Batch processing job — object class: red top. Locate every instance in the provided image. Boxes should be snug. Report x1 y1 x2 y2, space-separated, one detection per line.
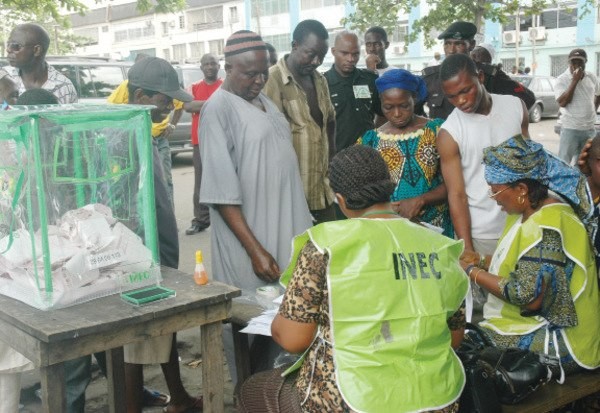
190 78 223 145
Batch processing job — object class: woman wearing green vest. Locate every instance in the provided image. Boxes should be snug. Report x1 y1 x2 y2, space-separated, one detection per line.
238 146 469 413
460 135 600 381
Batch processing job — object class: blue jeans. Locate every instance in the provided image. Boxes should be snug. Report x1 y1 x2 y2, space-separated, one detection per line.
558 128 596 165
155 136 173 205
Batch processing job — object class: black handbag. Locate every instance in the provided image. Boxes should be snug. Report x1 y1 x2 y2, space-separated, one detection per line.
457 323 558 410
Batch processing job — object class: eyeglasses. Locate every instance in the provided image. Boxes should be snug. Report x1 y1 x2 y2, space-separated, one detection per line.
488 186 510 199
7 42 34 52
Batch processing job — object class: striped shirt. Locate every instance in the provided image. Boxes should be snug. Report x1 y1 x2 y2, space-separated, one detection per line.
5 64 78 104
263 56 335 211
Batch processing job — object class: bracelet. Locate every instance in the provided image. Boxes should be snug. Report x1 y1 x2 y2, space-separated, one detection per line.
479 253 486 269
465 264 475 276
472 268 484 285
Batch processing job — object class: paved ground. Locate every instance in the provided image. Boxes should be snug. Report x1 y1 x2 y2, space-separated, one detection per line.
18 119 560 412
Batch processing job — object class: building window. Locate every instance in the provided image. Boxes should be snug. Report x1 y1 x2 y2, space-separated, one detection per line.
162 21 169 35
501 58 525 73
190 42 205 59
208 39 224 56
102 26 109 33
262 33 290 55
251 0 289 18
179 15 185 29
300 0 344 9
187 6 224 31
230 6 239 23
504 1 577 31
73 27 99 46
163 48 171 61
391 21 409 43
173 44 187 63
550 55 569 76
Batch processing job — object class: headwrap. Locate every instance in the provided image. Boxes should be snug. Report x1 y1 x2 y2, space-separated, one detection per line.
375 69 428 103
224 30 267 58
483 135 592 220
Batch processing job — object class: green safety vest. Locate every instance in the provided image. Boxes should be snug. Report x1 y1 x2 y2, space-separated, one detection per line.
281 218 469 413
480 204 600 369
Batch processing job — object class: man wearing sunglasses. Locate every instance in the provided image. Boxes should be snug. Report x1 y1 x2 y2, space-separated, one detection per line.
4 23 78 104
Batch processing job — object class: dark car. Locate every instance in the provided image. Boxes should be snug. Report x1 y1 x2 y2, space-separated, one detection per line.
511 75 560 123
170 64 226 158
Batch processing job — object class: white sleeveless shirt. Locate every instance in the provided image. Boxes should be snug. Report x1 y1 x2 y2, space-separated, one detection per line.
441 94 523 239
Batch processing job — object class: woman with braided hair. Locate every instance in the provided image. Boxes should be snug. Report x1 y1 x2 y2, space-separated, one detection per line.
238 145 469 413
359 68 453 237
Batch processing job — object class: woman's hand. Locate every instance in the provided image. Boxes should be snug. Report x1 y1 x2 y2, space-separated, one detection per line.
392 197 425 220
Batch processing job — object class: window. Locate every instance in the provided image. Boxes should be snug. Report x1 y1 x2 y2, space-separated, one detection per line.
102 26 109 33
113 22 155 43
173 44 187 63
300 0 344 9
505 1 578 31
187 6 223 31
162 22 169 35
501 58 525 72
251 0 289 17
179 15 185 29
550 55 569 76
262 33 291 54
88 66 126 97
163 48 171 61
391 21 409 43
230 6 239 23
73 27 99 46
208 39 224 56
190 42 205 58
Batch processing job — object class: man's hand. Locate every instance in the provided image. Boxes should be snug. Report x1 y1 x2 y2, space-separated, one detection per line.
365 54 381 72
392 197 424 220
573 67 585 82
577 138 593 175
162 123 176 138
250 247 281 283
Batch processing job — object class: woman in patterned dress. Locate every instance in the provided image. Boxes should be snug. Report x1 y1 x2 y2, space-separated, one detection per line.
359 68 453 237
460 136 600 378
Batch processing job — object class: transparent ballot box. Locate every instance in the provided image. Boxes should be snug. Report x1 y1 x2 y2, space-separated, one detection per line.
0 104 161 309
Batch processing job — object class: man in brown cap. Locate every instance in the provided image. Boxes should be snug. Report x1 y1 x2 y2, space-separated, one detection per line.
421 21 477 119
555 48 600 164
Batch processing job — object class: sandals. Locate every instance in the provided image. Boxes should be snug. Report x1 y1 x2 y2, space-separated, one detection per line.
163 396 203 413
142 388 171 408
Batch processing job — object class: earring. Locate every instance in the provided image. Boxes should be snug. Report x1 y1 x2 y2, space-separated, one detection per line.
517 194 525 205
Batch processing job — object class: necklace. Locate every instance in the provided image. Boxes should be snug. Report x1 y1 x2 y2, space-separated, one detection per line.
361 209 398 217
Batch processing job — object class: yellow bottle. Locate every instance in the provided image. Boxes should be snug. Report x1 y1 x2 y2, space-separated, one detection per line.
194 250 209 285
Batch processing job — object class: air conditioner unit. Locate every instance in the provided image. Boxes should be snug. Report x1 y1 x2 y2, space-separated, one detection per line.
528 26 546 41
503 31 519 45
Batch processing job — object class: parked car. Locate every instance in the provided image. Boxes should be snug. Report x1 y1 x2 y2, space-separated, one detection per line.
511 75 560 123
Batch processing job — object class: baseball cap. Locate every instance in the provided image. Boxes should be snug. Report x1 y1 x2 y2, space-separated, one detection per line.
568 48 587 62
438 21 477 40
128 57 193 102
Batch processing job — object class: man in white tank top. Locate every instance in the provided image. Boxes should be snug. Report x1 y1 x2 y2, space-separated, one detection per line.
437 54 529 257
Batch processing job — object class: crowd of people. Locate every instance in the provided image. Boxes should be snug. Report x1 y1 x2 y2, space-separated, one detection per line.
1 17 600 413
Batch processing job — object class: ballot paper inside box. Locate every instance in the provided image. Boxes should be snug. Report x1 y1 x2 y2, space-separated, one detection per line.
0 104 162 310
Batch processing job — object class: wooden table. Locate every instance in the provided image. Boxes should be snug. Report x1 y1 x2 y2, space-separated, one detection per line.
0 266 240 413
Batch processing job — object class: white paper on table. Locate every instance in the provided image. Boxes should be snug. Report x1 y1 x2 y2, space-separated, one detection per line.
273 294 284 305
239 308 278 336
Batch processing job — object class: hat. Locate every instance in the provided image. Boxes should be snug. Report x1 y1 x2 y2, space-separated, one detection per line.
438 21 477 40
568 48 587 62
478 43 496 62
224 30 267 58
128 57 193 102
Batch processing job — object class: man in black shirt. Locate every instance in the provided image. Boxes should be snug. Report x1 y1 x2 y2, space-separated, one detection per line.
324 31 382 151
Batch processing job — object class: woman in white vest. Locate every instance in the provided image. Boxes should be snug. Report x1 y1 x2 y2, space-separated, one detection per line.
239 145 469 413
460 135 600 381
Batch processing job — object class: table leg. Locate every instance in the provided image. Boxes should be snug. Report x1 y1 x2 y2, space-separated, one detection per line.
106 347 126 413
232 322 251 391
40 363 66 413
201 320 224 413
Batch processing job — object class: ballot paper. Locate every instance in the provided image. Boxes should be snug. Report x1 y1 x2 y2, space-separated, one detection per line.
240 308 278 336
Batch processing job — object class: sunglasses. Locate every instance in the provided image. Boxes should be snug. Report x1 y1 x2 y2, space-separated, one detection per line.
7 42 35 52
488 186 510 199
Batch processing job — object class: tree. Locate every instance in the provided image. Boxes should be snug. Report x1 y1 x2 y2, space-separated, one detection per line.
342 0 598 48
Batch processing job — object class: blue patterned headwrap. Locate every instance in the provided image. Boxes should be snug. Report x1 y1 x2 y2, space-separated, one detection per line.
483 135 592 220
375 69 428 103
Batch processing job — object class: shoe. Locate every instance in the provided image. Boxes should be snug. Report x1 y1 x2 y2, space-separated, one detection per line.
185 223 209 235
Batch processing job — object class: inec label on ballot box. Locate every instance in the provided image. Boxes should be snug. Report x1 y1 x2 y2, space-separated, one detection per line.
0 104 162 310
